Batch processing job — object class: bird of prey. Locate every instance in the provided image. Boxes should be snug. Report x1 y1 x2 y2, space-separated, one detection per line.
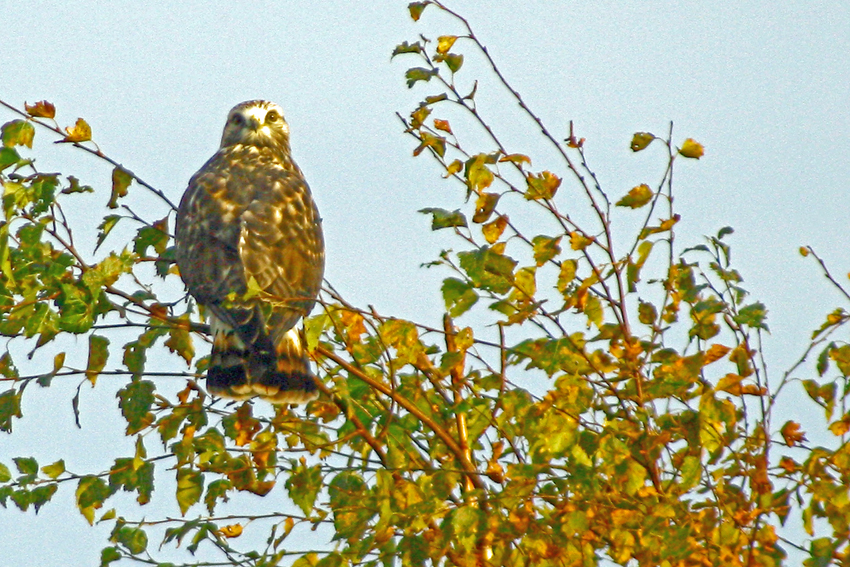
175 100 324 403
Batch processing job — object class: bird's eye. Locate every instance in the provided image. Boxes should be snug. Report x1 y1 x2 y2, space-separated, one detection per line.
266 110 280 124
230 114 245 126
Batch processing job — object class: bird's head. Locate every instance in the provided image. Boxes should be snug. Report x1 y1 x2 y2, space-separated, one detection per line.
220 100 291 155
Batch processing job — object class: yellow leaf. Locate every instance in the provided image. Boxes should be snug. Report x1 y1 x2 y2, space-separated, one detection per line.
340 309 366 342
780 420 806 447
615 184 653 209
799 246 809 257
233 403 261 447
630 132 655 152
678 138 704 159
716 373 744 395
557 259 577 293
525 170 561 200
513 267 536 297
778 456 798 474
472 192 500 223
499 153 531 167
53 352 66 373
829 416 850 436
482 215 508 244
466 154 494 192
436 35 457 55
218 524 243 538
704 344 731 365
25 100 56 119
569 232 594 251
658 216 680 231
444 159 462 178
62 118 92 143
433 118 452 133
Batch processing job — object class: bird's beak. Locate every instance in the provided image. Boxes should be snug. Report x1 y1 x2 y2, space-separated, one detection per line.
247 117 261 131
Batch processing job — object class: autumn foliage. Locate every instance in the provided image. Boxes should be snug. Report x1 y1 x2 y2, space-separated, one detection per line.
2 2 850 566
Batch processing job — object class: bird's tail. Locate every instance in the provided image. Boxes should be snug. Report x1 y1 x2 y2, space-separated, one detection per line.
206 311 318 404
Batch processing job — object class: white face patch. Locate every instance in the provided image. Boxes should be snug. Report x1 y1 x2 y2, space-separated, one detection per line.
221 102 290 148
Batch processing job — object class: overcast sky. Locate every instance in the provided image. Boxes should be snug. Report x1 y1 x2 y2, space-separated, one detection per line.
2 1 849 564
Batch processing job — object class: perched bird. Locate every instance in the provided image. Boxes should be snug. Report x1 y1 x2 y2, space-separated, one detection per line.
175 100 324 403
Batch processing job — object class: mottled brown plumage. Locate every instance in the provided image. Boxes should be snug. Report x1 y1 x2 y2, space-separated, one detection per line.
175 100 324 403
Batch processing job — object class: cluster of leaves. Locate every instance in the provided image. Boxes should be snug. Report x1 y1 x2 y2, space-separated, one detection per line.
2 3 850 567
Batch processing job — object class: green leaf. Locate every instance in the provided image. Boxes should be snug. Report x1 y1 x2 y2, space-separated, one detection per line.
405 67 438 88
328 472 372 540
133 218 169 257
0 462 10 482
95 215 122 252
615 184 653 208
30 484 57 513
441 277 479 317
418 207 467 230
155 245 176 278
734 302 768 330
100 547 122 567
108 166 132 209
285 462 322 516
176 468 204 516
442 53 463 73
111 524 148 555
0 353 18 380
10 489 32 511
116 380 155 435
61 175 94 194
2 120 35 148
679 455 701 491
458 246 517 295
56 283 96 333
392 41 423 57
0 389 22 433
638 300 658 325
165 319 194 365
14 456 38 477
204 479 232 514
109 458 154 505
86 334 110 385
76 476 111 524
0 147 21 171
408 1 429 21
451 506 484 552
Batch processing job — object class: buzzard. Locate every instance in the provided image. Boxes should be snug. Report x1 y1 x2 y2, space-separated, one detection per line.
175 100 324 403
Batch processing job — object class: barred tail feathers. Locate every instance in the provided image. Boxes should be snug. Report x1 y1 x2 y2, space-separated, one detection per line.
206 313 318 404
259 327 318 404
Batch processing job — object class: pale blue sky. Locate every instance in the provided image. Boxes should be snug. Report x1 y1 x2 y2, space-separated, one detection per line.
2 1 849 564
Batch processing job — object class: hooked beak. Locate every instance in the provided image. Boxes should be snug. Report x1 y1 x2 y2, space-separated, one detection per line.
246 116 261 131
